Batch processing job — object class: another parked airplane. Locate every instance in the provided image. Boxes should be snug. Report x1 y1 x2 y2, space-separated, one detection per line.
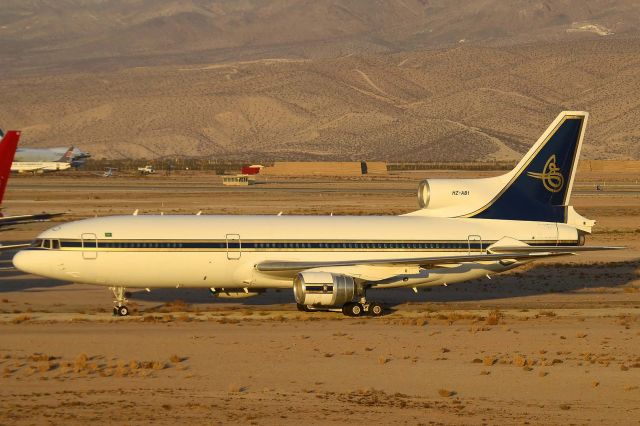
0 131 62 235
13 112 621 316
11 146 74 173
94 168 117 178
0 129 91 168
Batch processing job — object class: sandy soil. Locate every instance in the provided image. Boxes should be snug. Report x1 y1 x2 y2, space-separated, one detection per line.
0 172 638 425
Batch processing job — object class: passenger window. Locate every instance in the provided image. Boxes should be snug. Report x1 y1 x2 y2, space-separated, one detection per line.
51 240 60 249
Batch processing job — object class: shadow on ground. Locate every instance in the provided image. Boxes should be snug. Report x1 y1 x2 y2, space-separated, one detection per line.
126 260 640 308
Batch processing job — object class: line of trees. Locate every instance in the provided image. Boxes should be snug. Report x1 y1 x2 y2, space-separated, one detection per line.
83 158 516 174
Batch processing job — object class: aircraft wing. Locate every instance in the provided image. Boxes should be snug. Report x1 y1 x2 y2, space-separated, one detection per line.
0 212 64 227
488 245 624 253
256 245 624 279
256 251 575 273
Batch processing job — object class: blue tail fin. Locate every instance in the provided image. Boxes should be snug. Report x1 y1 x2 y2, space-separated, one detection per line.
468 111 588 223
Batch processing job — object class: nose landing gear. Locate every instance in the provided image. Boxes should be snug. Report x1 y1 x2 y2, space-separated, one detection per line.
110 286 130 316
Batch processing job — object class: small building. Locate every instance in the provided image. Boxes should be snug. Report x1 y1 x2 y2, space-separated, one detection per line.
222 174 255 186
241 164 264 175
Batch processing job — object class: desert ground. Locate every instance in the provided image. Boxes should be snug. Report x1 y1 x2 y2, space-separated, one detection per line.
0 169 638 425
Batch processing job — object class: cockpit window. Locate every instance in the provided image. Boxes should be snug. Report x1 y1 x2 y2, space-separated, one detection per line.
30 239 61 249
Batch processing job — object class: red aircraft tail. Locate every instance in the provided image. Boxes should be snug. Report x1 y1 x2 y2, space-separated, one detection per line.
0 130 20 205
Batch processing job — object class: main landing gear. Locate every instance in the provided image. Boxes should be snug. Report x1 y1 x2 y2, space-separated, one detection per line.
110 286 130 316
341 285 384 317
342 300 384 317
296 300 384 317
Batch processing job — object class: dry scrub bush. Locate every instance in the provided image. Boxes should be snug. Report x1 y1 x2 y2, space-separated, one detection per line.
228 383 244 393
177 314 191 322
170 354 182 363
11 315 31 324
485 310 502 325
29 353 52 362
377 356 389 365
514 356 527 367
37 361 54 373
483 356 496 366
152 361 166 370
438 389 455 397
74 353 88 372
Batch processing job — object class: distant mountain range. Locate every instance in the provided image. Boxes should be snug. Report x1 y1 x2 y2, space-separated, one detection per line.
1 0 639 160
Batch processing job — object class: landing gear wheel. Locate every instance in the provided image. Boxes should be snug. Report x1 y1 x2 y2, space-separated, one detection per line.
110 286 130 317
342 302 364 317
369 302 384 317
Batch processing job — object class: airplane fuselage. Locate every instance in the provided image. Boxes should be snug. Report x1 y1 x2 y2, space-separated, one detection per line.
13 215 580 290
11 161 72 172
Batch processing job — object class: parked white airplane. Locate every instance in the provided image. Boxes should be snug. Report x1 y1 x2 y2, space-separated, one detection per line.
13 112 621 317
0 130 64 228
11 146 74 173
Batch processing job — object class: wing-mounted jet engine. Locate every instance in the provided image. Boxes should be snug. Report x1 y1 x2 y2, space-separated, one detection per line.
408 112 595 234
293 271 383 316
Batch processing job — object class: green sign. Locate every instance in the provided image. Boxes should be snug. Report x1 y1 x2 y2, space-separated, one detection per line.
105 232 112 237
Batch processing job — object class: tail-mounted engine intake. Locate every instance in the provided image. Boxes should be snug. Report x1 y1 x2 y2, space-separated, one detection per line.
293 272 356 307
417 178 501 211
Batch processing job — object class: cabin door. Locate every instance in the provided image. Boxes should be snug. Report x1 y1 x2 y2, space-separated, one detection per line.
81 233 98 260
226 234 241 260
467 235 482 255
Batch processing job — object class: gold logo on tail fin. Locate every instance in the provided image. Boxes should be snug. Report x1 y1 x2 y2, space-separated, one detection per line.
527 155 564 193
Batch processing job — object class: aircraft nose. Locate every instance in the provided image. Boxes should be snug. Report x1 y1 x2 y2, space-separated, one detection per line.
12 250 39 275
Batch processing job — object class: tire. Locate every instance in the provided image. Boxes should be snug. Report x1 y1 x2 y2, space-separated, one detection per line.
342 303 355 316
117 306 129 317
343 302 363 317
369 303 384 317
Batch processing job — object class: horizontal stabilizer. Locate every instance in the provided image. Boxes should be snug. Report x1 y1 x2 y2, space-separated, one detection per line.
487 236 624 254
0 243 30 251
0 212 64 226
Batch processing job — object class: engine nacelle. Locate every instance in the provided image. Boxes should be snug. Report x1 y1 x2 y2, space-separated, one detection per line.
293 272 356 307
416 175 508 215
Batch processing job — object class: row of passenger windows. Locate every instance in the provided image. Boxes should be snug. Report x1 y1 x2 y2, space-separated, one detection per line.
31 239 482 250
